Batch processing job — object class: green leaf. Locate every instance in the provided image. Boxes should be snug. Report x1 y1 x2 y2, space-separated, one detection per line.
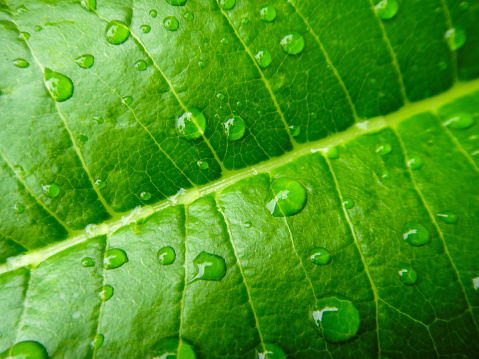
0 0 479 358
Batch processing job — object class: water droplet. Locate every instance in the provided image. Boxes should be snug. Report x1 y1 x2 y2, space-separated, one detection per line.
255 343 286 359
134 59 147 71
198 60 206 68
260 5 277 22
255 48 272 68
44 68 74 102
376 143 392 155
342 197 354 209
151 338 197 358
197 161 209 169
149 9 158 18
140 191 152 201
163 16 179 31
403 223 430 246
445 27 466 51
473 277 479 290
14 165 26 176
375 0 399 20
99 284 114 301
280 32 305 55
309 247 331 265
219 0 236 10
74 54 94 69
77 133 88 142
121 96 133 106
443 112 475 129
176 107 206 140
13 58 29 68
221 37 229 45
190 251 226 283
6 341 49 359
241 18 249 24
42 183 60 198
81 257 95 267
13 203 25 214
80 0 96 11
90 334 104 350
216 92 225 101
94 179 107 189
140 24 151 33
381 172 391 180
20 31 30 40
224 116 246 141
92 116 104 124
397 263 417 285
407 154 423 170
105 20 130 45
437 210 457 224
104 248 129 270
289 125 301 137
265 177 307 217
326 147 339 160
34 25 42 32
311 112 318 118
244 221 252 228
166 0 187 5
158 246 176 265
311 297 360 343
184 12 194 21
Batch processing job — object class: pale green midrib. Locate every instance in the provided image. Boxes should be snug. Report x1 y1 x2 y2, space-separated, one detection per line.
1 79 479 274
438 0 458 81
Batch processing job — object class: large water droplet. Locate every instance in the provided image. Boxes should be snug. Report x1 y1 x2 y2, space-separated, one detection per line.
164 16 179 31
6 341 49 359
140 24 151 33
397 263 417 285
437 210 457 224
74 54 94 69
443 112 475 129
265 177 307 217
151 338 197 358
311 297 360 343
375 0 399 20
81 257 95 267
445 27 466 51
224 116 246 141
255 343 286 359
255 49 272 68
134 59 147 71
149 9 158 18
166 0 187 5
376 143 392 155
260 5 277 22
403 223 430 246
105 20 130 45
158 246 176 265
407 154 423 170
190 251 226 283
309 247 331 265
99 284 114 301
219 0 236 10
326 147 339 160
104 248 129 270
176 107 206 140
44 68 74 102
280 32 304 55
42 183 61 198
13 203 25 214
13 58 29 68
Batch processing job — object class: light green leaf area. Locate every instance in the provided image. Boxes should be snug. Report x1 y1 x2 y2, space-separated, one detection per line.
0 0 479 358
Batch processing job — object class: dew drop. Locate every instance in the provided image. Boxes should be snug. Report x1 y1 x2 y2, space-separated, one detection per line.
224 116 246 141
12 58 29 68
14 165 26 177
149 9 158 18
221 36 229 45
140 191 152 201
20 32 30 40
326 147 339 160
94 179 107 189
44 68 74 102
105 20 130 45
80 0 96 11
90 334 104 350
99 284 114 301
134 59 147 71
92 116 104 124
375 0 399 20
407 154 423 170
241 18 249 25
184 12 194 21
74 54 94 69
163 16 179 31
104 248 129 270
176 107 206 140
311 297 360 343
280 32 305 55
342 197 354 209
376 143 392 155
13 203 25 214
445 27 466 51
190 251 227 283
121 96 133 106
42 183 61 198
140 24 151 33
166 0 187 5
403 223 430 246
34 25 42 32
244 221 252 228
255 48 272 68
443 112 475 129
198 60 206 68
197 160 209 169
255 343 286 359
289 125 301 137
309 247 331 265
437 210 457 224
216 92 225 101
6 341 49 359
219 0 236 10
265 177 307 217
151 338 197 358
81 257 95 267
260 5 277 22
381 172 391 180
397 263 417 285
158 246 176 265
77 133 88 142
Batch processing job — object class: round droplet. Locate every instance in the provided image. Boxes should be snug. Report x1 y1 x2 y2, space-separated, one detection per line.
437 210 457 224
140 191 152 201
105 20 130 45
311 297 360 343
151 338 197 358
382 172 391 180
198 61 206 68
91 334 104 350
166 0 187 5
134 59 147 71
77 133 88 142
443 112 475 130
216 92 225 101
397 263 417 285
224 116 246 141
99 284 114 301
407 154 423 170
158 246 176 265
255 343 286 359
376 143 392 155
149 9 158 18
80 0 96 11
93 116 104 124
403 223 430 246
254 48 272 68
265 177 307 217
241 18 249 24
197 161 209 169
140 24 151 33
445 27 466 51
44 68 74 102
219 0 236 10
95 179 107 189
13 203 25 214
34 25 42 32
309 247 331 265
81 257 95 267
12 58 29 68
163 16 179 31
176 107 206 140
184 12 194 21
375 0 399 20
342 197 354 209
280 32 305 55
326 147 339 160
20 31 30 40
289 125 301 137
74 54 94 69
221 37 229 45
104 248 129 270
121 96 133 106
42 183 61 198
244 221 252 228
260 5 277 22
7 341 49 359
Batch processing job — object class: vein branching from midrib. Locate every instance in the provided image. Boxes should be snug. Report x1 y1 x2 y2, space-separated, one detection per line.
438 0 458 81
0 229 29 251
12 268 33 349
393 126 479 337
214 195 266 353
177 205 189 355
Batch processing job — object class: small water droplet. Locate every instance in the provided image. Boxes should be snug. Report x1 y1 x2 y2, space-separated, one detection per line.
20 31 30 40
104 248 129 270
216 92 225 101
375 0 399 20
149 9 158 18
80 0 96 11
166 0 187 5
244 221 252 228
342 197 354 209
326 147 339 160
376 143 392 155
184 12 194 21
81 257 95 267
13 58 29 68
140 191 152 201
74 54 94 69
224 116 246 141
445 27 466 51
381 172 391 180
34 25 42 32
443 112 475 129
241 18 249 24
280 32 305 55
99 284 114 301
13 203 25 214
198 60 206 68
254 48 272 68
197 161 209 169
140 24 151 33
191 251 226 283
121 96 133 106
255 343 286 359
134 59 147 71
221 37 229 45
105 20 130 45
219 0 236 10
260 5 277 22
14 165 26 176
77 133 88 142
91 116 104 125
403 223 430 246
6 341 49 359
163 16 179 31
151 338 196 358
397 263 417 284
437 210 457 224
158 246 176 265
289 125 301 137
176 107 206 140
309 247 331 265
94 179 107 189
407 154 423 170
90 334 104 350
265 177 307 217
44 68 74 102
42 183 61 198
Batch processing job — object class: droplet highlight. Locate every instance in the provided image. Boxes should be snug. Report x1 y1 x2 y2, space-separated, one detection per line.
191 251 227 283
407 154 423 170
219 0 236 10
445 27 466 51
140 24 151 33
94 179 107 189
5 341 49 359
197 161 209 170
326 147 339 160
13 58 29 68
13 203 25 214
149 9 158 18
140 191 152 201
255 343 286 359
134 59 147 71
376 143 392 155
104 248 129 270
81 257 95 267
121 96 133 106
342 197 354 209
443 112 475 130
437 210 457 224
265 177 307 217
99 284 114 301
